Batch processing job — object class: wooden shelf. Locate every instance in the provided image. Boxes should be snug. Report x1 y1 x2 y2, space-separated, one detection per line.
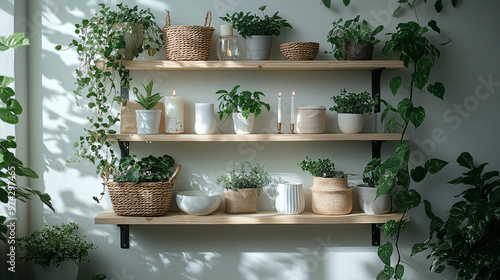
95 210 407 225
98 60 404 71
106 133 406 142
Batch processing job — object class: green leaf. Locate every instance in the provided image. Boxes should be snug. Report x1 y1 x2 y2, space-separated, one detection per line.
397 98 413 122
0 76 15 87
411 166 428 182
322 0 331 8
409 106 425 128
425 158 448 174
390 76 402 95
423 200 436 219
457 152 474 169
7 99 22 114
0 33 30 51
379 220 399 237
394 189 421 210
428 20 441 33
395 264 404 279
427 82 445 100
396 141 410 167
411 242 429 256
435 0 443 12
0 188 8 203
376 267 394 280
378 242 393 266
16 166 39 179
343 0 351 6
0 108 19 124
386 116 396 133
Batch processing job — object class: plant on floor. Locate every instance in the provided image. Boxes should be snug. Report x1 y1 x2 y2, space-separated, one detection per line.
134 81 162 110
0 33 54 243
219 5 292 38
216 161 272 193
216 84 270 122
412 152 500 280
56 3 163 202
17 222 96 268
298 157 342 178
113 154 175 183
330 89 377 114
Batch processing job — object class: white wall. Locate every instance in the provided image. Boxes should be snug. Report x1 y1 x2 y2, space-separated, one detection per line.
5 0 500 279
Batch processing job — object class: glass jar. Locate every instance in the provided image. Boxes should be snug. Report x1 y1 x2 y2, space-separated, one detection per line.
216 36 239 60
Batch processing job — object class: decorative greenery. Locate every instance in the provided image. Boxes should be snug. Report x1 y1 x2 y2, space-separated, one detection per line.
17 222 96 268
113 154 175 183
412 152 500 280
330 89 377 114
216 161 272 193
220 5 292 39
321 0 460 13
326 15 383 60
134 81 161 110
362 158 381 188
0 33 54 243
321 0 351 8
216 84 270 125
298 157 340 178
56 3 163 202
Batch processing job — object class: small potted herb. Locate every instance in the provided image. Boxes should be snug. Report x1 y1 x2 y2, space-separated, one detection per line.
17 222 96 279
351 158 392 214
220 5 292 60
134 81 162 134
298 157 352 215
216 85 270 134
330 89 377 134
326 15 383 60
216 161 272 214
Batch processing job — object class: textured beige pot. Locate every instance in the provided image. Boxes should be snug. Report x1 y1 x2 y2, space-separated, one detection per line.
224 188 258 214
310 177 352 215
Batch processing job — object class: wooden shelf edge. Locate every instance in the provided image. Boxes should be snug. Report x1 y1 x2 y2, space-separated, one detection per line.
95 210 408 225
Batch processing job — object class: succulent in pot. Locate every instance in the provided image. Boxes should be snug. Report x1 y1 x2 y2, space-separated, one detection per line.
220 5 292 60
134 81 162 134
330 89 377 134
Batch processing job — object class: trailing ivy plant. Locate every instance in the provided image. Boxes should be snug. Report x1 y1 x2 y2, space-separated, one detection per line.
56 3 163 202
0 33 54 243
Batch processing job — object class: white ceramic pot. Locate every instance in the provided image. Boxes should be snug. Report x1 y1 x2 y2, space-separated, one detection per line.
232 113 255 134
275 183 305 215
33 261 78 280
245 35 273 60
176 191 221 216
351 185 392 214
194 103 216 134
338 113 365 134
136 109 161 134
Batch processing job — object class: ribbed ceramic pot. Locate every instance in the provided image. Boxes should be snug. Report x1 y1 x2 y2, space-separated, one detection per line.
338 113 364 134
232 113 255 134
136 110 161 134
310 177 352 215
275 183 305 215
224 188 258 214
194 103 216 134
245 35 273 60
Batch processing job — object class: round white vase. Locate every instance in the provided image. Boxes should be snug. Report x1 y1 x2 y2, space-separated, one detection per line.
136 110 161 134
338 113 365 134
232 113 255 134
194 103 216 134
245 35 273 60
275 183 305 215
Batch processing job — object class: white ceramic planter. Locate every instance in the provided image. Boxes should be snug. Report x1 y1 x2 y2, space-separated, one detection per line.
275 183 305 215
245 35 273 60
351 185 392 214
176 191 221 216
194 103 216 134
33 262 78 280
136 110 161 134
232 113 255 134
338 113 365 134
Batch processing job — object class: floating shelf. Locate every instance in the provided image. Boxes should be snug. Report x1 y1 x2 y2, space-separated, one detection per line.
106 133 407 142
97 60 404 71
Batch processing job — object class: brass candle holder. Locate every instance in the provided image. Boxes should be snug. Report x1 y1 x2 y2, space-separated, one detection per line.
290 123 296 134
277 123 282 134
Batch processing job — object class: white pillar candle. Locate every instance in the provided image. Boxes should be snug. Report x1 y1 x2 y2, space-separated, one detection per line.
278 92 282 123
164 90 184 133
291 91 296 125
220 24 233 36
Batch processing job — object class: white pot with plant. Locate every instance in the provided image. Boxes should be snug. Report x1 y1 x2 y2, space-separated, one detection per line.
134 81 162 134
351 158 392 214
216 161 272 214
216 85 270 134
17 223 96 280
220 5 292 60
330 89 377 134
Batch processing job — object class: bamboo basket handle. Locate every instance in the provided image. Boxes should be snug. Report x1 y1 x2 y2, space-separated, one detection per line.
168 165 182 184
204 11 212 28
165 10 171 27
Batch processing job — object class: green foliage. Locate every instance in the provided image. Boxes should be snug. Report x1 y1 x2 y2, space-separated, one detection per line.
220 5 292 38
92 275 108 280
363 158 381 188
216 162 272 193
17 223 96 268
412 152 500 280
326 15 383 60
298 157 339 178
114 154 175 183
321 0 351 8
216 85 271 126
134 81 161 110
330 89 377 114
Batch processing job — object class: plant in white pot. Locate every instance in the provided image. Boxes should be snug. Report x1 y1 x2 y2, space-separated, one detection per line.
220 5 292 60
216 85 270 134
330 89 377 134
351 158 392 214
216 161 272 214
134 81 162 134
17 223 96 280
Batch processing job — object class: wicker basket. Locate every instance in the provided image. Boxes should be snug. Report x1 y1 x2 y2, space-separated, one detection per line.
107 165 181 216
280 42 319 61
162 11 215 61
310 177 352 215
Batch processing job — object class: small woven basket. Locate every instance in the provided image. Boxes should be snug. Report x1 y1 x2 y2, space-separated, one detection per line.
107 165 181 216
310 177 353 215
280 42 319 61
162 11 215 61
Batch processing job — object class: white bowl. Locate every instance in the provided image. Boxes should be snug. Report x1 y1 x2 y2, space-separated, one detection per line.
176 191 221 216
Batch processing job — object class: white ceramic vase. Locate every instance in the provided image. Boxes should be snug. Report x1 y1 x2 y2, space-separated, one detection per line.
33 262 78 280
338 113 365 134
275 183 305 215
136 110 161 134
194 103 216 134
245 35 273 60
232 113 255 134
351 185 392 214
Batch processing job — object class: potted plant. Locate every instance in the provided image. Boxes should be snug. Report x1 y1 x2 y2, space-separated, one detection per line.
17 222 96 280
106 154 181 216
330 89 377 134
298 157 352 215
220 5 292 60
134 81 162 134
326 15 383 60
351 158 392 214
216 161 272 214
216 85 271 134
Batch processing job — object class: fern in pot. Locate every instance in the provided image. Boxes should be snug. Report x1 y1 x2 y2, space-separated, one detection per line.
134 81 162 134
330 89 377 134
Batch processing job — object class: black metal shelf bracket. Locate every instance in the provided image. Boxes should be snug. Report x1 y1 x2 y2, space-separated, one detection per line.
371 224 381 246
118 225 130 249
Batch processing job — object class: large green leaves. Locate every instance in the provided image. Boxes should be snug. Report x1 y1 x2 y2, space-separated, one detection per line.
0 33 30 51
